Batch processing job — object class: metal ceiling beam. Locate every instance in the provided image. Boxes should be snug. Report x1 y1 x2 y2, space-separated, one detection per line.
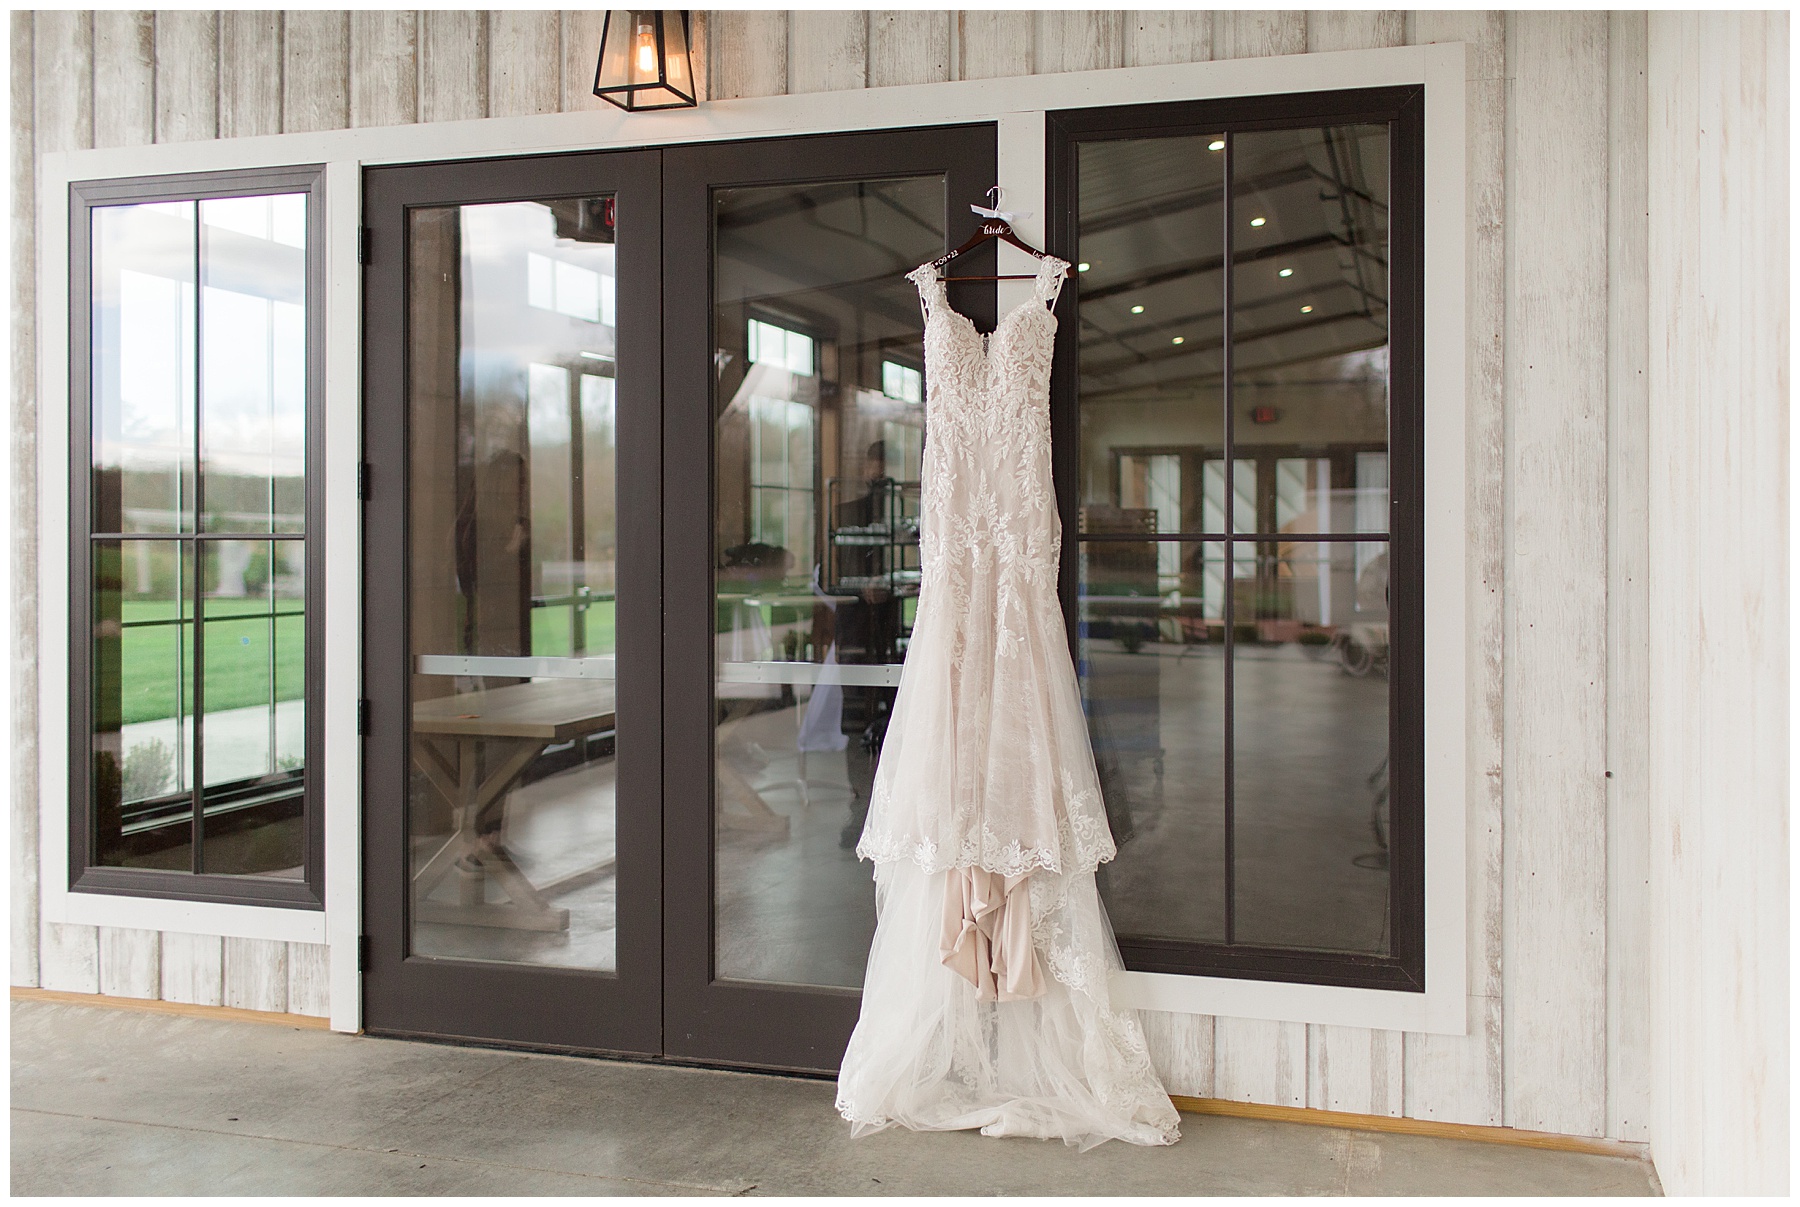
1080 307 1385 381
1078 231 1340 302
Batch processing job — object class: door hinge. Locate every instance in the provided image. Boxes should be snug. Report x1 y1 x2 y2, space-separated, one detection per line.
357 934 370 972
357 699 371 736
358 225 372 265
356 461 371 501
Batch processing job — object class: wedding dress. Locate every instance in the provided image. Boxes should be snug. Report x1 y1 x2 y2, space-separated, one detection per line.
834 255 1180 1150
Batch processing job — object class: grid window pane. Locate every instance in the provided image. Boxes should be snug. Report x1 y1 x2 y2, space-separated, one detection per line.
199 194 308 535
199 539 304 877
92 201 197 535
92 539 195 871
1231 540 1389 953
1078 539 1227 946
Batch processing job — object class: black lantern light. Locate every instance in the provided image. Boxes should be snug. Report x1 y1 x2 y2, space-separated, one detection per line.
593 11 697 111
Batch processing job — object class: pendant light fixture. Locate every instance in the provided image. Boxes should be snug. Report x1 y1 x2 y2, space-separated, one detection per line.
593 11 697 111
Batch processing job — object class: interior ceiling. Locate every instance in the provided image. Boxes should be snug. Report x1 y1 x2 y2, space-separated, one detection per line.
709 129 1390 402
1077 125 1391 402
714 177 944 366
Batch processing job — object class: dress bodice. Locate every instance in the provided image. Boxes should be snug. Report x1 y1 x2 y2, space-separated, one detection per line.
901 256 1071 660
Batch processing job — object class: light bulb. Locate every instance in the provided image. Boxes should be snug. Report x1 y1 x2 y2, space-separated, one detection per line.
634 22 656 73
1077 262 1091 272
1171 336 1185 346
1278 268 1294 278
1130 305 1144 314
1250 217 1266 227
1208 140 1225 152
1300 305 1313 314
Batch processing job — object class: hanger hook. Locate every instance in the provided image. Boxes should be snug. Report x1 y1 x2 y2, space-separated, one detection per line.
987 185 1004 209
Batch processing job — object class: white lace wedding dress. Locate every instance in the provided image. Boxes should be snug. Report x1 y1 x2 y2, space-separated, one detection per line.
834 255 1181 1151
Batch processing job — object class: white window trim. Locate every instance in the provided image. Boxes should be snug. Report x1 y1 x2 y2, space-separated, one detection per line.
38 42 1468 1036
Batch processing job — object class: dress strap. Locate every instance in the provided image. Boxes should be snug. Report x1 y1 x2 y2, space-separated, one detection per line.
1034 256 1072 310
905 262 942 323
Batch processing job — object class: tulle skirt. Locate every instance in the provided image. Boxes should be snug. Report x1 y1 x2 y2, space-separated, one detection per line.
835 857 1181 1151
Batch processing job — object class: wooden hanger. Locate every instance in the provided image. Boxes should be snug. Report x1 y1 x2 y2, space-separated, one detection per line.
931 188 1052 282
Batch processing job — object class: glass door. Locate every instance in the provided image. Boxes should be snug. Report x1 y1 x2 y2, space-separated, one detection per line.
662 126 995 1072
362 149 662 1053
363 127 998 1068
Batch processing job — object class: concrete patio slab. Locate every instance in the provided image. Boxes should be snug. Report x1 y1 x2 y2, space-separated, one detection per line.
11 999 1661 1197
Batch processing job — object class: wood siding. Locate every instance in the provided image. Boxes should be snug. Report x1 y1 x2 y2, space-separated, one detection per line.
1501 11 1610 1138
16 12 1763 1160
1604 9 1652 1146
1646 11 1789 1193
1403 6 1507 1132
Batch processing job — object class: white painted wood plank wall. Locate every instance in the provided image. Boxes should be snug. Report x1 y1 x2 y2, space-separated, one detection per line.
1604 10 1652 1147
10 9 42 991
92 11 153 149
1501 11 1610 1139
218 12 281 139
17 13 1759 1157
1645 11 1788 1194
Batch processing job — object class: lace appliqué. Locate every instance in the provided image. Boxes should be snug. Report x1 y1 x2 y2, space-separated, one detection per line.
858 770 1116 877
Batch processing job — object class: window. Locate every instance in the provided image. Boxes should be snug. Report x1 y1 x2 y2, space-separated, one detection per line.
747 317 814 376
1050 89 1423 989
742 317 819 571
527 251 616 326
880 359 921 403
72 166 324 906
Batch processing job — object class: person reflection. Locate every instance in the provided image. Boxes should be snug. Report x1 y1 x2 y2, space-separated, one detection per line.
834 440 901 849
447 446 531 862
717 543 791 836
453 448 531 661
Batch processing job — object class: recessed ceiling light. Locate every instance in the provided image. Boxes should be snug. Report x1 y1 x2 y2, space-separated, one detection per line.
1130 304 1144 314
1077 262 1091 272
1171 336 1185 345
1278 268 1294 278
1250 217 1266 227
1208 139 1225 152
1300 305 1313 314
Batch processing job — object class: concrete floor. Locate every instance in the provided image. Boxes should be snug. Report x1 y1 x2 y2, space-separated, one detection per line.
12 999 1660 1197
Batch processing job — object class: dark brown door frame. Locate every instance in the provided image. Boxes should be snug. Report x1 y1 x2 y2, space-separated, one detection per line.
661 125 997 1073
361 147 664 1055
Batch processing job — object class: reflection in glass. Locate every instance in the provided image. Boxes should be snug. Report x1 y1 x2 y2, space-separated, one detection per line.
1079 541 1227 946
1232 124 1389 528
1232 541 1390 953
199 195 308 534
92 539 195 870
198 539 306 877
407 198 620 972
92 201 197 535
1078 122 1395 959
712 176 943 990
1076 133 1226 521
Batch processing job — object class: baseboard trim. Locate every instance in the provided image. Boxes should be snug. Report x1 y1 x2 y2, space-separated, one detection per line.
12 986 331 1030
1169 1096 1646 1158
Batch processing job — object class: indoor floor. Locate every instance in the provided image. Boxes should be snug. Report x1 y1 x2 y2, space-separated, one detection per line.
11 998 1660 1196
